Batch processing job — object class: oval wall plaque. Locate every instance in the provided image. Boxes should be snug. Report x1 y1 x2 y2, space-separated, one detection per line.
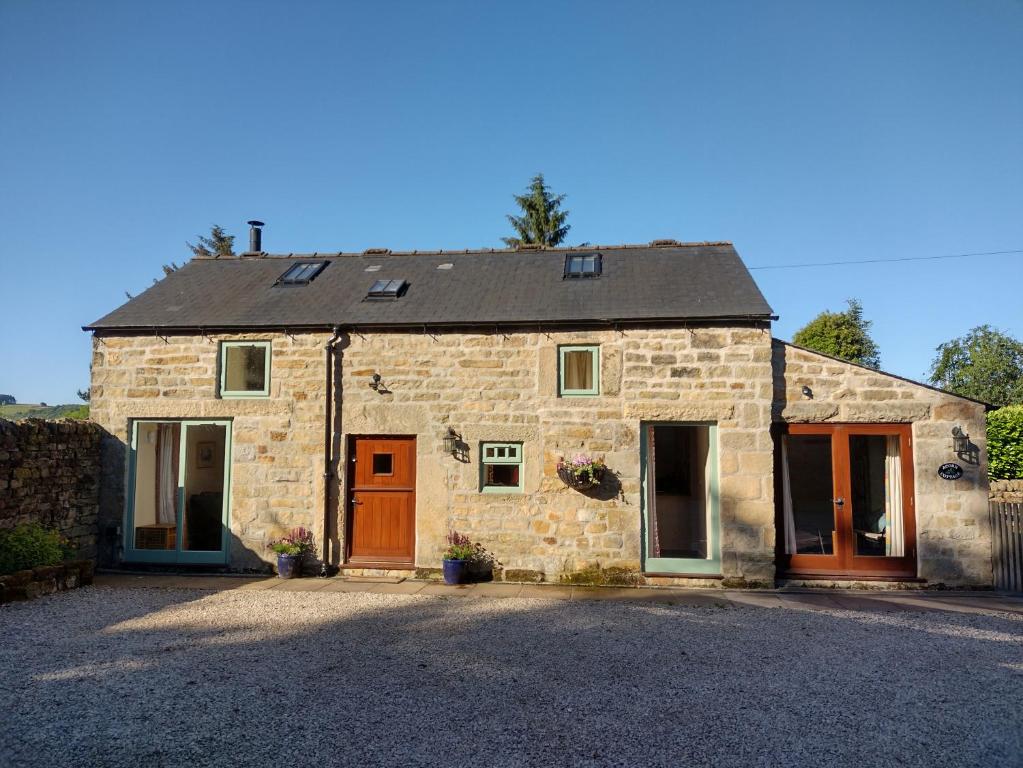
937 463 963 480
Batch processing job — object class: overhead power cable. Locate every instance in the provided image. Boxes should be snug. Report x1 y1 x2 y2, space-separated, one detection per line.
747 248 1023 271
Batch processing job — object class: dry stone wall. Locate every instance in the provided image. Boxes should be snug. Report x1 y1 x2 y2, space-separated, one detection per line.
990 480 1023 503
0 419 103 560
773 341 991 586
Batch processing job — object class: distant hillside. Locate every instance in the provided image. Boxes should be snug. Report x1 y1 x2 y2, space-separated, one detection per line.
0 404 89 420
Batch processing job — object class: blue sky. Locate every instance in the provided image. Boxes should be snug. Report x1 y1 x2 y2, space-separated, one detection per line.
1 0 1021 404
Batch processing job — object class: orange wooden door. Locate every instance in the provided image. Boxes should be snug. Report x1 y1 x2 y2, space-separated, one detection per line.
348 437 416 566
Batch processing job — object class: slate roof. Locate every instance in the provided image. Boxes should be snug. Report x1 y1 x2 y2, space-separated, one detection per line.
85 242 774 331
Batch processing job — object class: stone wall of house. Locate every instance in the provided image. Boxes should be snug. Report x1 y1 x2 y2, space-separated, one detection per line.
89 332 327 570
90 324 777 582
338 325 776 583
89 330 996 586
773 341 991 586
0 418 103 560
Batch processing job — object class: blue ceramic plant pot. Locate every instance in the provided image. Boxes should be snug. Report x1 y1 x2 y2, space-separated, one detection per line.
277 553 301 579
442 558 468 585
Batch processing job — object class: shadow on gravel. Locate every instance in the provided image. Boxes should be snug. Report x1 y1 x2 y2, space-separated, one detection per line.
1 586 1021 768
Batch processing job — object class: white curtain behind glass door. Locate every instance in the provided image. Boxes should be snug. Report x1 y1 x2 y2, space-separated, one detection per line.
884 435 904 557
156 424 177 525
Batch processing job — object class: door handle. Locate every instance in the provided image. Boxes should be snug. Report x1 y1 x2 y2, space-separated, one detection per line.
350 497 362 505
833 497 845 506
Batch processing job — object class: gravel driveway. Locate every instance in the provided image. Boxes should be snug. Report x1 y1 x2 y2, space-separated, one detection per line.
2 586 1022 768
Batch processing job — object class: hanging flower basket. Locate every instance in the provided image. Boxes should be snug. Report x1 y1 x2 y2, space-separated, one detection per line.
557 454 606 490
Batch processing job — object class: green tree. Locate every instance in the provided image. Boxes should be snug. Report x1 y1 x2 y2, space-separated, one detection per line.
501 173 570 247
187 224 236 259
928 325 1023 406
792 299 881 369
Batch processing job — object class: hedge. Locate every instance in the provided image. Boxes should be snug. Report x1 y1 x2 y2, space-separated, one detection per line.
988 405 1023 480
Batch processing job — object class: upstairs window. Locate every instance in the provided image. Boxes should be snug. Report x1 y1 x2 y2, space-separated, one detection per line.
564 253 602 278
220 341 271 398
559 345 599 396
481 442 523 493
366 279 409 300
278 261 327 284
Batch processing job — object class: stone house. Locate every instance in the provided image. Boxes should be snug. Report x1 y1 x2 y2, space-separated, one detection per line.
85 234 992 586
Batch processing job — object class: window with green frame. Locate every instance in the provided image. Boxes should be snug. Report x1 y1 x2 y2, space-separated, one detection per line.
220 341 271 398
558 345 599 396
480 442 523 493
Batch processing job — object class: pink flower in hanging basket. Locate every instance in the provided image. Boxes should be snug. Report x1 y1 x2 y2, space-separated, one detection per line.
557 454 606 488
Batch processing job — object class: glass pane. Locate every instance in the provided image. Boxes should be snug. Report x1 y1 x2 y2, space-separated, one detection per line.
563 350 594 391
485 464 519 488
785 435 835 555
182 424 226 552
850 435 903 556
650 426 708 559
133 422 179 550
372 453 393 475
224 345 266 392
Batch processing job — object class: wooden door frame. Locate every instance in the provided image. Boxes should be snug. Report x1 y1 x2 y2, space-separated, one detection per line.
641 422 721 576
344 434 417 568
776 423 917 579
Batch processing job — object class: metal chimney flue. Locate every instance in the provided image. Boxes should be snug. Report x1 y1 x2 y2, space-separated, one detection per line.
247 220 265 253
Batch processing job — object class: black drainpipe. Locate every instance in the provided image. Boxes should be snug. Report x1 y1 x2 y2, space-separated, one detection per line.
321 325 343 576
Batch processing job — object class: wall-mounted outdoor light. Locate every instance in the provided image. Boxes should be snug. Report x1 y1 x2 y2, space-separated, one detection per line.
443 427 461 456
951 426 970 454
367 372 391 395
801 385 813 399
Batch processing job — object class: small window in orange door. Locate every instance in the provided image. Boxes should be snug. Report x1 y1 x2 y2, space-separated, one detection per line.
372 453 393 475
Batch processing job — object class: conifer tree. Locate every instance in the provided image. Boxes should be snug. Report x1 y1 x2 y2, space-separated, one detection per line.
502 174 571 247
187 225 236 259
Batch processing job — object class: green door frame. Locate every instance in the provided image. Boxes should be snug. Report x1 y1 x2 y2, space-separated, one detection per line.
123 419 233 566
640 422 721 575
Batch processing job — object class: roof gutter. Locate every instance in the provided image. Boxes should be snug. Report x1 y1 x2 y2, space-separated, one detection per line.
83 314 778 334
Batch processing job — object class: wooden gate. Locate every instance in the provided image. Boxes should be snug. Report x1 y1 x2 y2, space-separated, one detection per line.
990 502 1023 592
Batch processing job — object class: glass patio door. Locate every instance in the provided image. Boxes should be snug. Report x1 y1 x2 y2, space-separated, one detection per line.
125 420 232 565
780 424 916 578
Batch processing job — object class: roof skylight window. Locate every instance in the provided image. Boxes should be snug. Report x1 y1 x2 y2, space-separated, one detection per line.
278 261 328 285
564 253 602 279
366 279 409 299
